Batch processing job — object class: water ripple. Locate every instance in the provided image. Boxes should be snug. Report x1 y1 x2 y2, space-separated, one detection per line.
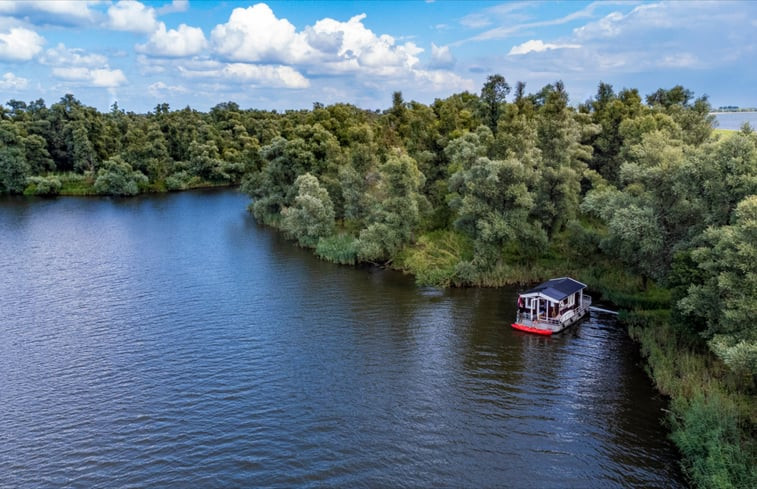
0 191 684 488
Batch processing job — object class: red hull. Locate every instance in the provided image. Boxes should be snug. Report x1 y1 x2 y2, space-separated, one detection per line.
511 323 553 335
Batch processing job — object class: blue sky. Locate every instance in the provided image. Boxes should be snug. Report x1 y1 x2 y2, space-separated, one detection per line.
0 1 755 113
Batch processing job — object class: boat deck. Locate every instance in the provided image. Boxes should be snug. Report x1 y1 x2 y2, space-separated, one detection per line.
512 295 592 335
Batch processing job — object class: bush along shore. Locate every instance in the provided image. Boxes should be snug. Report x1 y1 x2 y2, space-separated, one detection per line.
2 79 755 488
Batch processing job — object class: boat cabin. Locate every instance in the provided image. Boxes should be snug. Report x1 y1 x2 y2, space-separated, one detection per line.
513 277 591 335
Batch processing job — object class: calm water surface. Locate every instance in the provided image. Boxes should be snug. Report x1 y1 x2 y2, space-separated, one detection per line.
0 190 685 488
713 111 757 130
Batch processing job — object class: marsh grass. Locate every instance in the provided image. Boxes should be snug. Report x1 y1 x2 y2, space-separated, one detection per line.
627 314 756 489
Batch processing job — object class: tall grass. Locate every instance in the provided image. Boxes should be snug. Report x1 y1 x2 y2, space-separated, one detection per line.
315 234 359 265
627 315 756 489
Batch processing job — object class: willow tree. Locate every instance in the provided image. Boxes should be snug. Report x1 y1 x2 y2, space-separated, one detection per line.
281 173 335 248
678 196 757 377
0 120 30 194
446 127 543 271
357 153 426 262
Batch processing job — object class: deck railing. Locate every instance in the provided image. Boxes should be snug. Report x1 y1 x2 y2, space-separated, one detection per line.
517 295 592 326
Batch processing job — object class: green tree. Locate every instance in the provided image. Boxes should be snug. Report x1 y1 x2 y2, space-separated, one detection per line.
479 74 510 134
587 83 644 183
281 173 335 247
94 156 148 196
447 128 543 270
533 81 596 236
357 153 426 262
678 196 757 377
23 134 54 174
0 121 30 194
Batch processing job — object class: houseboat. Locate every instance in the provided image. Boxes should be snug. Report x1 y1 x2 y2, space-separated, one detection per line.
511 277 591 335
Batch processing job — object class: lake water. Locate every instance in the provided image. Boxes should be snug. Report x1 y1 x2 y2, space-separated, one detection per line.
713 111 757 130
0 190 685 488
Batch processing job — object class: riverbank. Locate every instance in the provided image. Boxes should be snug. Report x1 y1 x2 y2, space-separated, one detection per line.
262 214 755 489
402 232 755 489
22 172 236 197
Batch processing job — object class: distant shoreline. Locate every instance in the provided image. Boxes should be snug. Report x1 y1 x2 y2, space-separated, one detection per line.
710 110 757 114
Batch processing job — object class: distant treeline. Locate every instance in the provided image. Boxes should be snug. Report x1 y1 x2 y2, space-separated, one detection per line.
1 78 755 489
715 106 757 112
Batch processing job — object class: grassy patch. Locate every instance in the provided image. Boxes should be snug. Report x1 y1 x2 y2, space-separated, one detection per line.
316 234 359 265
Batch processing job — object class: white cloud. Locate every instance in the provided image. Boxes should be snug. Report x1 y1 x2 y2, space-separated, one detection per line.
210 6 430 79
180 62 310 89
211 3 313 64
137 23 207 57
572 2 731 41
413 69 474 92
52 67 127 87
0 27 44 61
41 43 107 67
148 81 189 97
0 0 98 26
304 13 424 75
42 43 128 88
157 0 189 15
463 1 604 44
107 0 159 34
0 71 28 90
508 39 581 55
659 53 700 69
429 43 455 69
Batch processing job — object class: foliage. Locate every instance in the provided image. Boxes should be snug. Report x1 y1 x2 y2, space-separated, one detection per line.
678 196 757 377
628 315 756 489
315 234 359 265
281 173 335 248
93 156 148 196
397 230 473 286
24 175 62 196
357 153 426 262
0 120 30 194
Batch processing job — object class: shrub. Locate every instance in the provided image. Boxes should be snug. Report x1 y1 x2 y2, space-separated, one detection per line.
24 176 62 196
670 393 756 489
94 157 148 196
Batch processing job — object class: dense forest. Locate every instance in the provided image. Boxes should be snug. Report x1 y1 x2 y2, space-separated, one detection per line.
1 77 755 489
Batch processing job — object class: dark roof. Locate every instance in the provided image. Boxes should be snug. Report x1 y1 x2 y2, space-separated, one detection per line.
522 277 586 302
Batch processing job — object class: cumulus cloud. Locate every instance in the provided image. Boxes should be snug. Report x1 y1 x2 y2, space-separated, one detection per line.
41 43 128 88
107 0 159 34
134 3 472 102
209 6 429 77
0 0 98 27
508 39 581 55
52 67 127 88
180 62 310 89
137 23 207 57
41 43 108 67
303 13 424 75
0 72 28 90
211 3 312 64
429 43 455 69
0 27 44 61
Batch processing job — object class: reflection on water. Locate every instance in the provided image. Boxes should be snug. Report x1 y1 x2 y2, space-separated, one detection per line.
0 190 684 488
